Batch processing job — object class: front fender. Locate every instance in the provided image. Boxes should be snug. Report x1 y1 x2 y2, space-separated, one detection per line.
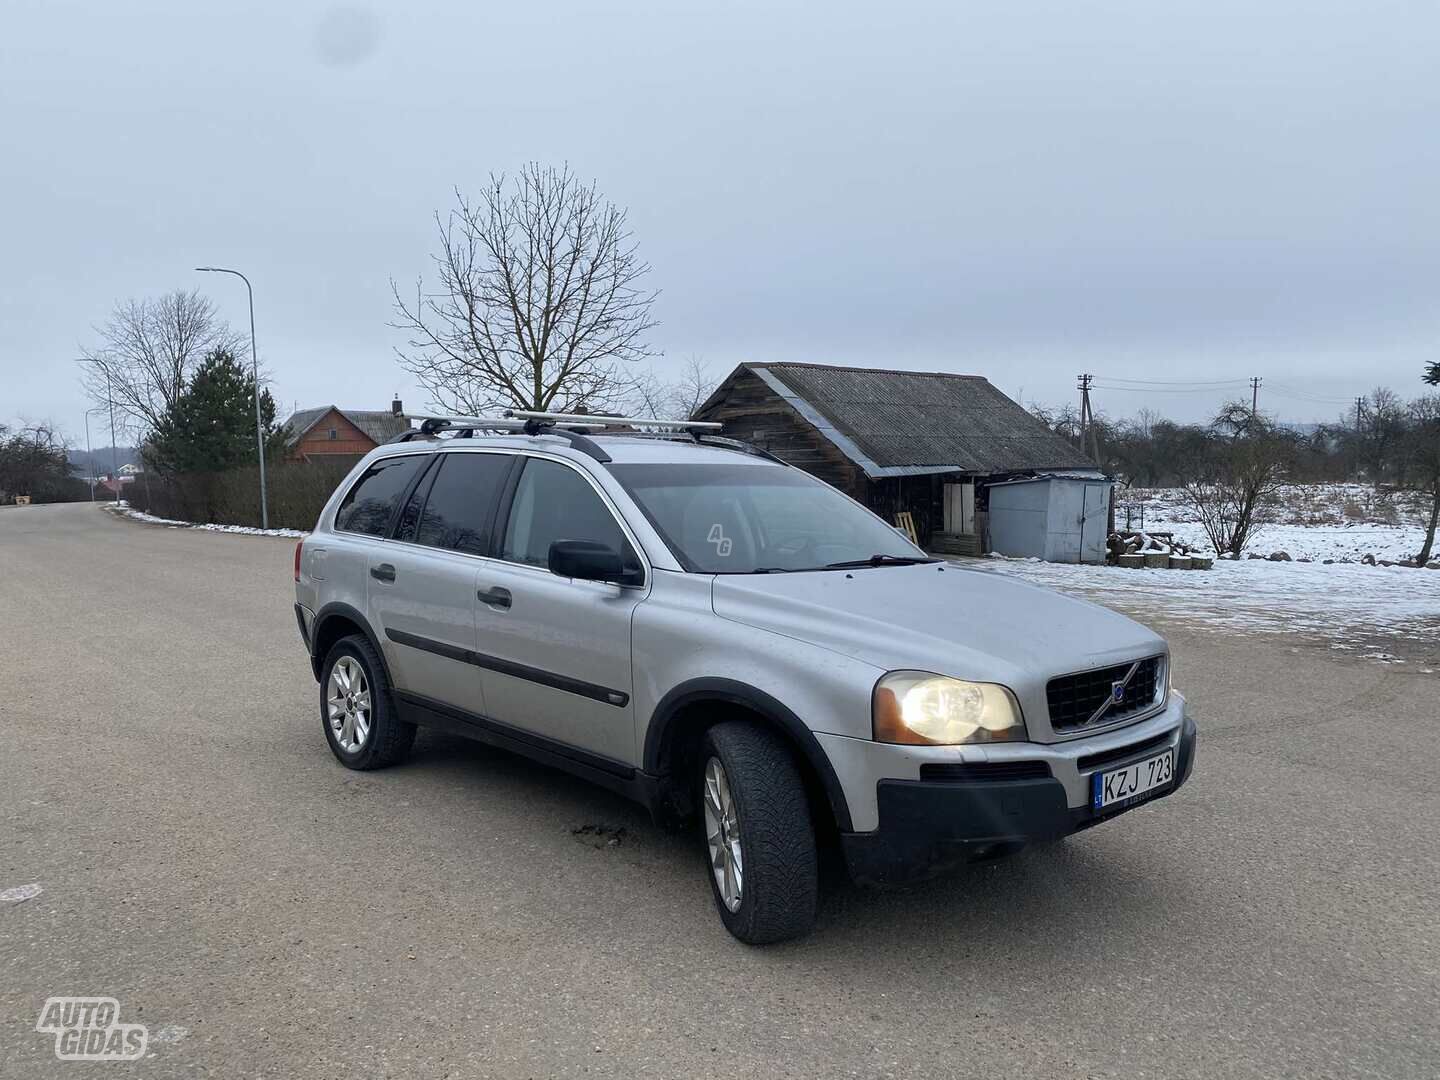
633 572 884 832
644 677 857 832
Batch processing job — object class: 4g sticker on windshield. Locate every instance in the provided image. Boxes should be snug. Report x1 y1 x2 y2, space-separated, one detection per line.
707 524 733 557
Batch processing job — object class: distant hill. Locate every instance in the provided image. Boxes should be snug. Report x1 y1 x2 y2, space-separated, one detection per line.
68 446 141 477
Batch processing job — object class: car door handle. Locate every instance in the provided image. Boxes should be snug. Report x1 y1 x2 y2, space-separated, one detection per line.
370 563 397 583
477 586 512 609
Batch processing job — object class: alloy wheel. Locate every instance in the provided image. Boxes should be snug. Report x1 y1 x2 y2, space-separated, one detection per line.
703 756 744 912
327 656 372 753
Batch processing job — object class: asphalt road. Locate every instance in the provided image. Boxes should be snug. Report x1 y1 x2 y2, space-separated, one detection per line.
2 502 1437 1079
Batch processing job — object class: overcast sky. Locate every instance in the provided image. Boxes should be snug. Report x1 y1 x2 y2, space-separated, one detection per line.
3 0 1436 442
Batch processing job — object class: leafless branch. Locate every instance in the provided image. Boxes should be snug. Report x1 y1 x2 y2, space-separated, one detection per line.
80 289 244 436
391 164 659 414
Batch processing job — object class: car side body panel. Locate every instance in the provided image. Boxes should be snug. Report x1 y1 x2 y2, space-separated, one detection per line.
297 434 1195 892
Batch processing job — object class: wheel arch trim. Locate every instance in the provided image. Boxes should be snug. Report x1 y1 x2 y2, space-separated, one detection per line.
644 677 854 832
310 601 392 684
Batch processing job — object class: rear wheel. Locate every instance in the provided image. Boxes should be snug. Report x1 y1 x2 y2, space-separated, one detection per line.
698 722 819 944
320 635 414 769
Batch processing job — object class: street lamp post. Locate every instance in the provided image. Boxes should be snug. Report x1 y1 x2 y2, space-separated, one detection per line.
196 266 269 530
83 406 105 501
78 358 121 503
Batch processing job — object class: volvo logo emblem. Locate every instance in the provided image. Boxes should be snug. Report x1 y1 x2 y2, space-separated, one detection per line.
1084 660 1145 727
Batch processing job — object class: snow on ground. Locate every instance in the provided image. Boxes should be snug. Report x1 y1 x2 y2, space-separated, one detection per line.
979 482 1440 667
1112 483 1433 564
974 555 1439 668
104 502 307 538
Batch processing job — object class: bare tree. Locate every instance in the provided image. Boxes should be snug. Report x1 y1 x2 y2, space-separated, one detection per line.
392 164 659 416
1361 386 1408 482
621 356 716 419
1181 404 1293 556
1406 394 1440 566
672 356 718 419
0 422 82 503
81 290 243 437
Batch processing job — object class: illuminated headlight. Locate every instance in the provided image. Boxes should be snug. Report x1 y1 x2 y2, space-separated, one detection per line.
873 671 1026 745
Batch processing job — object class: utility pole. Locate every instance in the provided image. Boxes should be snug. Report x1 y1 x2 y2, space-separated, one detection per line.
1250 376 1262 418
1076 374 1100 463
1354 396 1367 481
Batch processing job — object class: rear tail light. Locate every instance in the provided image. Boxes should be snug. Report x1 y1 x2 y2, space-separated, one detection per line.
293 539 304 582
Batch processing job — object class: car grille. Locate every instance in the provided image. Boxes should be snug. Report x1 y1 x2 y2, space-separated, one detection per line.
919 761 1051 783
1047 656 1164 733
1076 731 1173 773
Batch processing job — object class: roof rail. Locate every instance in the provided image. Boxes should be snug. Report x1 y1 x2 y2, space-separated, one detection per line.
505 409 722 432
695 434 789 466
387 416 533 443
598 429 788 466
386 411 780 467
387 414 614 462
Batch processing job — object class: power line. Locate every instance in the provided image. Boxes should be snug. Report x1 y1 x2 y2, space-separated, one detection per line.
1092 375 1250 387
1266 382 1356 406
1091 383 1247 394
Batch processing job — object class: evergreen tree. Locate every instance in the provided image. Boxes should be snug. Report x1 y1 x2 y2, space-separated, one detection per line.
145 349 283 474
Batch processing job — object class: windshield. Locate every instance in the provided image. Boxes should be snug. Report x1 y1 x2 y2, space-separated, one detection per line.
609 462 927 573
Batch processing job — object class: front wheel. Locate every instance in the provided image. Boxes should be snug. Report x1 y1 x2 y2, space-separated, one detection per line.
699 722 819 944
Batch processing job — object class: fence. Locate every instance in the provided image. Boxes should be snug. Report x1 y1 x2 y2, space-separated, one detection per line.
125 458 359 531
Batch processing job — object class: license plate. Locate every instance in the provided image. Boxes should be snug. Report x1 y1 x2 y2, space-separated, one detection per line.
1092 749 1174 809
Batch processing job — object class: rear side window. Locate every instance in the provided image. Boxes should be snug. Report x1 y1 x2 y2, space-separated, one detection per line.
334 455 426 536
501 458 631 568
414 452 512 555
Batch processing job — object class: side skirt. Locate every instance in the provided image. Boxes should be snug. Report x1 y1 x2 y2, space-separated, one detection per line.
393 690 664 814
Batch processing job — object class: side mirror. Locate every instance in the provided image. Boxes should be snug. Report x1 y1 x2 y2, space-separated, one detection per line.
548 540 643 587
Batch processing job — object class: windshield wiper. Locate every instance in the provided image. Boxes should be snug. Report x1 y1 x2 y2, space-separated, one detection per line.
822 554 939 569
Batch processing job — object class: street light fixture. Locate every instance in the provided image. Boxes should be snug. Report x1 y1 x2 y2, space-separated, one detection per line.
196 266 269 530
77 358 120 503
83 406 105 502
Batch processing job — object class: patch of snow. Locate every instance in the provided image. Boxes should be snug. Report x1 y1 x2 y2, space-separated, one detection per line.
971 554 1439 664
1113 483 1434 564
104 502 307 538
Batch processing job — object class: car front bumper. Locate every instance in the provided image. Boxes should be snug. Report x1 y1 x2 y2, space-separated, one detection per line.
835 710 1197 886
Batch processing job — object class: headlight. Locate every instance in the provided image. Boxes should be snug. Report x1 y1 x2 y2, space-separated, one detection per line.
873 671 1026 745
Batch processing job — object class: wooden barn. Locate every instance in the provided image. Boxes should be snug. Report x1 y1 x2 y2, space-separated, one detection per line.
694 362 1106 556
282 401 411 463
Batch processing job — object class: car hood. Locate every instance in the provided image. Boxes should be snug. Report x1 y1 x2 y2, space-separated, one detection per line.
711 563 1166 736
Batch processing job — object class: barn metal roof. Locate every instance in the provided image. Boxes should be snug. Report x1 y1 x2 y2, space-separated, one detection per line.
704 363 1098 479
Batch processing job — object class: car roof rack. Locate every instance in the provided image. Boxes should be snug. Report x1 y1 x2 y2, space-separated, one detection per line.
504 409 723 432
388 414 615 462
589 428 787 466
388 410 782 467
505 410 791 465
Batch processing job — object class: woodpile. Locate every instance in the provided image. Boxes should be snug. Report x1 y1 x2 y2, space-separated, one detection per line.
1107 530 1212 570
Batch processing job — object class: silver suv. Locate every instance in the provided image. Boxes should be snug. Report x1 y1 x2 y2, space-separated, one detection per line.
293 413 1196 943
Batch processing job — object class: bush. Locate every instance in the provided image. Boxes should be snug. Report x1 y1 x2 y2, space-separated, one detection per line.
129 458 361 531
